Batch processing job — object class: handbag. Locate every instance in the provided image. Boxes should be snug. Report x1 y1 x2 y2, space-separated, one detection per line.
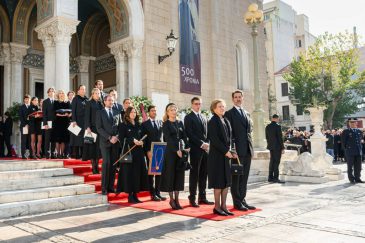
176 150 191 171
120 138 133 164
230 153 244 175
84 135 94 144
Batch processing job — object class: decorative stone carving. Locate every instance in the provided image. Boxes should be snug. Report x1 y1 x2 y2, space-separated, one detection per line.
23 53 44 68
95 55 116 74
9 43 29 63
76 56 95 73
123 39 144 58
0 43 11 64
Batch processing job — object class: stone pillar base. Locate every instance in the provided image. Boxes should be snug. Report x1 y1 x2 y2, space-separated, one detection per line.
279 175 330 184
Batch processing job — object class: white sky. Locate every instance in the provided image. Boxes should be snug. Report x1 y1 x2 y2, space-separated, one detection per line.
263 0 365 44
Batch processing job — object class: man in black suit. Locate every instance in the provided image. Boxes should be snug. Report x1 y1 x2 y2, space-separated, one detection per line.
142 105 166 201
2 112 13 157
42 87 56 159
265 114 284 183
184 97 213 207
225 90 256 211
109 89 123 114
19 94 31 159
96 95 121 195
95 80 106 103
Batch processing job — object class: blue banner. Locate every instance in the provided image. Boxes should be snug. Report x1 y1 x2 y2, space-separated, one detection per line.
148 142 167 175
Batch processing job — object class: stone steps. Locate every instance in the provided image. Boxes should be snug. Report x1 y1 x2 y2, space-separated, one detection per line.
0 184 96 204
0 160 64 171
0 193 107 219
0 168 74 180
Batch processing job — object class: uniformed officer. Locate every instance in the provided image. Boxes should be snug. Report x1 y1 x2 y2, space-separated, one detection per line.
341 118 364 184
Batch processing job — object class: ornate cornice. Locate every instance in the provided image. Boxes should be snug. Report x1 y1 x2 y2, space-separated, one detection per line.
108 38 144 60
9 43 29 63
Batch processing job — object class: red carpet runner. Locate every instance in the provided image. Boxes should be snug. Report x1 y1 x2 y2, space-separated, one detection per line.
63 159 261 221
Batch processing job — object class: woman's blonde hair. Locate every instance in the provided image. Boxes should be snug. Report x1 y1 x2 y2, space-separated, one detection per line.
210 99 226 113
57 90 66 101
89 88 101 101
163 103 178 122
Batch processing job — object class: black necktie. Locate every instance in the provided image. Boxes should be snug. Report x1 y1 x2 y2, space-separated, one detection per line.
108 109 113 120
239 108 244 118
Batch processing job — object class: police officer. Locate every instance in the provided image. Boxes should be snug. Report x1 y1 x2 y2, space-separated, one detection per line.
341 118 364 184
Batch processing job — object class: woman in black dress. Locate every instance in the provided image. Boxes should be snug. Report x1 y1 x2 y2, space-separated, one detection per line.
117 107 149 203
208 99 235 216
83 88 103 174
160 103 190 210
71 85 88 159
53 90 71 158
29 97 42 159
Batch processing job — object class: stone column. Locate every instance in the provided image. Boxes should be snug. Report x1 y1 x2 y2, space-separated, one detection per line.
9 43 29 103
109 40 128 99
124 39 144 97
0 43 12 109
35 27 56 93
76 56 95 94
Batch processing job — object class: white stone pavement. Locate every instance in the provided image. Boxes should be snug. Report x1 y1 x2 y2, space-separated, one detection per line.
0 163 364 243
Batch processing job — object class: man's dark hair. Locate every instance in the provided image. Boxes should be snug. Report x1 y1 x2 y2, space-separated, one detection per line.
272 114 279 119
191 97 201 104
94 80 103 86
109 89 117 94
231 90 243 98
24 94 31 99
147 105 156 112
103 94 113 102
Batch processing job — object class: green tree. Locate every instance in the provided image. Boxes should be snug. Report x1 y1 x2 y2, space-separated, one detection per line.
284 31 365 129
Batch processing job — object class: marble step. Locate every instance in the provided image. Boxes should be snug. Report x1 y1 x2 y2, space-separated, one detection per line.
0 175 84 192
0 184 96 204
0 168 74 180
0 193 108 219
0 160 64 172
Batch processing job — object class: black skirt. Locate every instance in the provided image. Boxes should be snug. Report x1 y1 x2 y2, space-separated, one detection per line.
159 148 185 192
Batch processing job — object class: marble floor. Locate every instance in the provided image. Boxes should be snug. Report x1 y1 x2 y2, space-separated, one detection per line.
1 163 364 243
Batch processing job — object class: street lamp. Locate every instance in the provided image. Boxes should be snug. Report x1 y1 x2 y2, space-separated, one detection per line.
158 29 179 64
244 3 266 150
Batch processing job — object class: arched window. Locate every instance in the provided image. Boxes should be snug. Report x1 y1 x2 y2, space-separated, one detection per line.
235 41 250 90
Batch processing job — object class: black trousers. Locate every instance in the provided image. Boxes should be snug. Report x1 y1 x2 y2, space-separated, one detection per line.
0 135 4 157
44 128 55 156
148 175 161 195
269 149 282 180
231 154 251 207
4 135 11 156
100 143 119 192
20 128 31 157
188 149 208 200
346 154 362 181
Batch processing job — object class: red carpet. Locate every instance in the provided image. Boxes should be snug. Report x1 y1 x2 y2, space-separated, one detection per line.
1 157 261 221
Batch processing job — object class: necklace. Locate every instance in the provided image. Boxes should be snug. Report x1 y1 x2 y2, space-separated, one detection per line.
154 147 164 170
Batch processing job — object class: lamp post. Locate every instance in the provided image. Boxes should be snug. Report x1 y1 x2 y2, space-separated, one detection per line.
244 3 266 150
158 30 179 64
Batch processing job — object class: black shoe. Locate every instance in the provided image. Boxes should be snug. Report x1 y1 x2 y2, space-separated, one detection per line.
268 178 274 183
189 200 200 208
107 189 115 193
350 180 356 184
156 194 167 201
169 200 178 210
274 179 285 184
199 199 214 205
242 201 256 210
22 156 27 159
233 205 248 211
128 194 137 204
355 179 364 183
151 195 161 201
213 208 228 216
175 200 183 209
221 208 234 216
133 193 142 203
102 191 107 195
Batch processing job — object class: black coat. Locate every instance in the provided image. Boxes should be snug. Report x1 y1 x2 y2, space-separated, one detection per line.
84 99 103 133
112 103 123 115
116 121 149 193
207 114 232 189
141 119 163 152
225 107 253 157
96 108 121 148
42 98 55 123
265 121 284 151
326 133 334 149
184 111 208 154
2 117 13 137
341 128 362 156
72 95 88 128
19 104 30 128
160 120 190 192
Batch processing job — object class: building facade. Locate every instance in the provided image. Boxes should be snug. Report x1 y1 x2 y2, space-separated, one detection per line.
264 0 315 130
0 0 268 119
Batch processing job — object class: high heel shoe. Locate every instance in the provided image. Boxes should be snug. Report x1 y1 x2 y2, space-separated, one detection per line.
213 208 228 216
128 194 137 204
133 193 142 203
175 200 183 210
169 200 178 210
221 208 234 216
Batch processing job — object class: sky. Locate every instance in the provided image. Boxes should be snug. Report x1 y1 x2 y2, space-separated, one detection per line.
263 0 365 44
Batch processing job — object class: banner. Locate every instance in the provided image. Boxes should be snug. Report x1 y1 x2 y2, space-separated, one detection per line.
148 142 167 175
179 0 201 95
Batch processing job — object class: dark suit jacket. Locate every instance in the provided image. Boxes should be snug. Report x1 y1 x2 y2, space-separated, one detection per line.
184 112 208 154
42 98 55 123
84 99 103 132
341 128 362 156
19 104 30 128
112 103 123 115
72 95 88 128
96 108 121 147
142 119 163 152
265 121 284 151
3 117 13 137
225 107 253 157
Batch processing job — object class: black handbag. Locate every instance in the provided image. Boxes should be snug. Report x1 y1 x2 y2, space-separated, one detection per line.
84 135 94 144
230 153 244 175
120 138 133 164
176 150 192 171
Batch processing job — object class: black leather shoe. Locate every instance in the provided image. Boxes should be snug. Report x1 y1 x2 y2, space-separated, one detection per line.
199 199 214 205
169 200 178 210
221 208 234 216
128 194 137 203
151 195 161 201
156 194 167 201
234 205 248 211
175 200 183 210
242 202 256 210
350 180 356 184
107 189 115 194
133 193 142 203
268 179 274 183
189 200 200 208
355 179 364 183
213 208 228 216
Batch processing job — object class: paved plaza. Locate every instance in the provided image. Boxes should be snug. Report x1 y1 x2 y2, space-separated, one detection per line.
0 163 364 243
